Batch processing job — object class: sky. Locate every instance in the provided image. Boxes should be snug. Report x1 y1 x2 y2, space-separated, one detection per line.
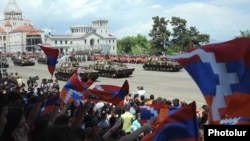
0 0 249 43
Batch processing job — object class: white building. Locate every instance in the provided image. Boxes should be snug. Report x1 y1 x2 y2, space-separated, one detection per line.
46 19 117 55
0 0 117 55
0 0 44 53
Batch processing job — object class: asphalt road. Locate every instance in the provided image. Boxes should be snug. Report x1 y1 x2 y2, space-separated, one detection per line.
4 57 207 107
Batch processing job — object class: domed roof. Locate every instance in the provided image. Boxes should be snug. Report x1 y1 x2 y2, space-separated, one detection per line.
4 0 22 14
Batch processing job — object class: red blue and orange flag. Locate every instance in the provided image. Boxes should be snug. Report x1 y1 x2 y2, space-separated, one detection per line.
38 44 59 76
60 69 93 104
86 80 129 107
39 94 60 116
167 37 250 125
141 101 199 141
140 103 170 127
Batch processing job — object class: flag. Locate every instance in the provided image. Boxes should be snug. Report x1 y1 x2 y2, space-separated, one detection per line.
141 101 199 141
60 69 92 104
38 44 59 76
166 37 250 124
86 80 129 106
40 94 60 116
140 103 170 127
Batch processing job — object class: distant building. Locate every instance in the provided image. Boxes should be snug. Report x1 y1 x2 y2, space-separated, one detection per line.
0 0 117 55
0 0 44 53
46 19 117 55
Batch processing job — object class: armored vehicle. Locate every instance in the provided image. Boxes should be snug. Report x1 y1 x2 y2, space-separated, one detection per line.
0 58 9 68
143 56 182 72
54 61 99 81
37 54 47 64
92 60 135 78
12 55 35 66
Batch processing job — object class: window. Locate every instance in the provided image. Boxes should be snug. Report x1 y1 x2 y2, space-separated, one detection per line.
55 40 57 45
60 40 63 44
65 40 67 44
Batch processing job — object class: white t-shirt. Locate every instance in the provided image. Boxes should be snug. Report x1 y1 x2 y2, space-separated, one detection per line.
137 90 146 97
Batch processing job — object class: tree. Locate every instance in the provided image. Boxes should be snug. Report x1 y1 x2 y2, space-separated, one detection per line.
169 16 209 52
148 16 171 55
117 34 151 55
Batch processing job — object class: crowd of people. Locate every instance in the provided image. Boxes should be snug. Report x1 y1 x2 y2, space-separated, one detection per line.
0 69 209 141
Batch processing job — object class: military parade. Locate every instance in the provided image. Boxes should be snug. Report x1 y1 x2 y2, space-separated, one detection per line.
1 0 250 141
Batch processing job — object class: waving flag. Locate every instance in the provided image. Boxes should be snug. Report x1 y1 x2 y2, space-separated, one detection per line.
86 80 129 106
40 94 60 116
38 44 59 76
140 103 170 127
166 37 250 124
142 101 199 141
60 69 92 104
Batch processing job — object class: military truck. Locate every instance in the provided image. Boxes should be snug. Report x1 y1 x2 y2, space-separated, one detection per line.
12 55 35 66
143 56 182 72
54 61 99 81
0 57 9 68
37 54 47 64
92 60 135 78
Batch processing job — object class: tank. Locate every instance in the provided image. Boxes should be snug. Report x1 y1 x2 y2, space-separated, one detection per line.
0 57 9 68
12 55 35 66
37 54 47 64
92 60 135 78
143 56 183 72
54 61 99 81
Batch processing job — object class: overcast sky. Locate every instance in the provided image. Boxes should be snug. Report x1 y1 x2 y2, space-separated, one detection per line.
0 0 249 43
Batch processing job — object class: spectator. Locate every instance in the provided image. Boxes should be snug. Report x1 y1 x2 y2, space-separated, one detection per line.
130 113 141 133
35 125 77 141
98 111 110 130
109 108 118 128
1 107 30 141
168 98 180 116
136 86 146 97
121 104 134 135
145 94 154 105
0 94 8 138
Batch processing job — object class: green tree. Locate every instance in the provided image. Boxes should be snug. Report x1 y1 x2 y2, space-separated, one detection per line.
169 16 209 52
117 36 134 54
117 34 150 55
148 16 171 55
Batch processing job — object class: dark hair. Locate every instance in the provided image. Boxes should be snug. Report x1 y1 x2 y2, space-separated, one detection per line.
7 91 23 102
54 115 70 125
150 94 154 100
36 125 77 141
172 98 180 107
31 114 51 141
123 104 130 111
1 107 24 141
0 94 8 113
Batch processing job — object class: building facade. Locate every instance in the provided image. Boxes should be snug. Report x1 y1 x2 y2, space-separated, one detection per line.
0 0 44 53
0 0 117 55
46 19 117 55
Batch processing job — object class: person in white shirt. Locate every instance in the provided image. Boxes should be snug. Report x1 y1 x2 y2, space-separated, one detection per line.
136 86 146 97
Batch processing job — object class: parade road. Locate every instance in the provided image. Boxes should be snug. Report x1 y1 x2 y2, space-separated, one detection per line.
5 57 206 107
